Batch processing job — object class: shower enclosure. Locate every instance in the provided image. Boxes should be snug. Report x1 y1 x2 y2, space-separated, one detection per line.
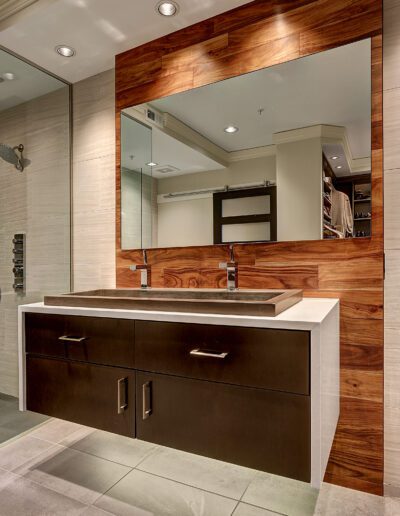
0 47 71 430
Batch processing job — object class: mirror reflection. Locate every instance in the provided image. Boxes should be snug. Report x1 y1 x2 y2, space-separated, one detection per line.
120 39 371 250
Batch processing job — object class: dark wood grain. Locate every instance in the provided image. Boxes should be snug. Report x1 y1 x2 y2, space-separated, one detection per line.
115 0 383 494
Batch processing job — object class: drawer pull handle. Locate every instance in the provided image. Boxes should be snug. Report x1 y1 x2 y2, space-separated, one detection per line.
58 336 87 343
117 378 128 414
143 381 152 420
190 349 229 359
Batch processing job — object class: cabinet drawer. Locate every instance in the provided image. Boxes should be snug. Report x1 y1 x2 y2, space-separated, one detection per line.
27 356 135 437
135 321 309 395
25 313 134 368
136 372 310 482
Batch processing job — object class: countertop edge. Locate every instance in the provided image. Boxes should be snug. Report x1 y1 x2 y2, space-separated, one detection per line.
18 298 339 331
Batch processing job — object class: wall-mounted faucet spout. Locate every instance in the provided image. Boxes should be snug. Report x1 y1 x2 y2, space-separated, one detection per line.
219 244 238 291
130 249 152 289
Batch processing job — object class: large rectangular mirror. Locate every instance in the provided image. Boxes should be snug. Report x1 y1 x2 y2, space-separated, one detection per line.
120 39 371 250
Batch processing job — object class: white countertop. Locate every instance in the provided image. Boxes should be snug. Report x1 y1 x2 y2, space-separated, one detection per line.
18 298 339 331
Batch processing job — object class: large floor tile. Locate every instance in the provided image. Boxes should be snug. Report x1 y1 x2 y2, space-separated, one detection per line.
0 435 55 471
242 472 318 516
14 443 131 505
138 446 257 499
386 496 400 515
0 395 48 444
29 419 85 445
314 483 384 515
0 472 88 515
71 430 157 467
233 502 281 516
95 469 237 516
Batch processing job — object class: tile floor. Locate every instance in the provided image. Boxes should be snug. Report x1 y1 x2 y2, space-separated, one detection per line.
0 416 399 515
0 394 48 445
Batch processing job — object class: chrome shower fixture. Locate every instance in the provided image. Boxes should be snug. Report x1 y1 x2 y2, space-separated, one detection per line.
0 143 30 172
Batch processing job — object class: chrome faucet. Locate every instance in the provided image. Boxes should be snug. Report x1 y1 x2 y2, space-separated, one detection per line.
219 244 238 291
130 249 151 289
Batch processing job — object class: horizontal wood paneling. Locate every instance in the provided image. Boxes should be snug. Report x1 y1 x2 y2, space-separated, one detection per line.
115 0 383 495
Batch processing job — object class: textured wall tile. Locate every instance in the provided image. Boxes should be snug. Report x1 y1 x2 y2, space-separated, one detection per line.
72 69 116 291
385 406 400 486
0 88 70 396
384 169 400 249
384 3 400 91
384 88 400 170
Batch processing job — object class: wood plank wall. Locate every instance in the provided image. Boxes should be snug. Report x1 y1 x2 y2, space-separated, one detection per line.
115 0 384 495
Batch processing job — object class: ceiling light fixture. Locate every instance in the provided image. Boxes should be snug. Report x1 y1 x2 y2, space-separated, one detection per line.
55 45 76 58
146 162 158 167
224 126 239 134
156 1 179 16
2 72 15 81
336 165 343 169
331 156 339 160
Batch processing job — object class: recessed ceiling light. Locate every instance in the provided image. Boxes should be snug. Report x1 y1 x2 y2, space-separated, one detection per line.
224 126 239 134
146 162 158 167
55 45 76 58
336 165 343 169
2 72 15 81
331 156 339 160
156 1 179 16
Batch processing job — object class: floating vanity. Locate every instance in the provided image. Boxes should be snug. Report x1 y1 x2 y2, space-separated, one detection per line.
18 293 339 489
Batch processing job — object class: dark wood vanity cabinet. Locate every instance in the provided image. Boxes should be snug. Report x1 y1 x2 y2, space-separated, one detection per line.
25 313 135 436
24 313 311 482
136 371 311 481
27 356 135 437
135 321 310 395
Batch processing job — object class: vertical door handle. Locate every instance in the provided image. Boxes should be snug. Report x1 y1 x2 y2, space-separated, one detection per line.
142 381 152 420
117 377 128 414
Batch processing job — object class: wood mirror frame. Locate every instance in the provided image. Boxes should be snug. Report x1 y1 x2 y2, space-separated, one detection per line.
115 0 383 495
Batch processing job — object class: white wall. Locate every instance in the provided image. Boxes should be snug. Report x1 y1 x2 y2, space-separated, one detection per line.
156 156 276 247
276 138 322 241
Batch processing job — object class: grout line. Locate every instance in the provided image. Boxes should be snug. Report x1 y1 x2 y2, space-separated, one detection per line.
132 467 241 502
95 466 134 502
230 500 240 515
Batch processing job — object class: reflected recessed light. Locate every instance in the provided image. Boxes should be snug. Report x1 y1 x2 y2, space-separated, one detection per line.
146 162 158 167
55 45 76 57
336 165 343 169
331 156 339 160
224 126 239 134
156 1 179 16
2 72 15 81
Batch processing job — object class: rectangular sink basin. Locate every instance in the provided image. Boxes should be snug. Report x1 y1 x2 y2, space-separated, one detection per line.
44 288 303 317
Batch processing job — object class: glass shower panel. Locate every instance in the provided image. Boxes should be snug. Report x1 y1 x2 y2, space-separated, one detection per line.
121 113 154 249
0 48 71 400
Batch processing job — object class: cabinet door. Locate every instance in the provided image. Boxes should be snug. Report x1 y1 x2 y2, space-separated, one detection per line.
27 356 135 437
136 372 310 482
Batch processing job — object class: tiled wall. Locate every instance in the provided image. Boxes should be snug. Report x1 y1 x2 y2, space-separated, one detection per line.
72 69 116 291
0 87 70 396
384 0 400 494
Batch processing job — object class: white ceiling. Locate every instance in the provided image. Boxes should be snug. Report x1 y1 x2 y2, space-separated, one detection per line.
0 47 66 110
0 0 252 83
121 113 223 178
152 39 372 159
